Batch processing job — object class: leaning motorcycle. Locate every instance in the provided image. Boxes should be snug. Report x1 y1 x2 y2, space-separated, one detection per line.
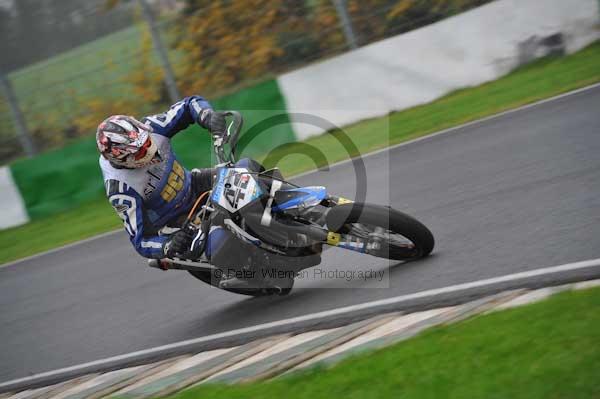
149 111 434 296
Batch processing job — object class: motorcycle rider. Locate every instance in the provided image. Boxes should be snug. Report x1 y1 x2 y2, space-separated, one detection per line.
97 96 321 290
98 96 248 264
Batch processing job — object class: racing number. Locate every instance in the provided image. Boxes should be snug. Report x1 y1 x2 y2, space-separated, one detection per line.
225 173 249 209
160 161 185 202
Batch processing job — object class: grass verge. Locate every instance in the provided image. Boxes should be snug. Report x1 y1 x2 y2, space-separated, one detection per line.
267 42 600 176
1 42 599 265
159 286 600 399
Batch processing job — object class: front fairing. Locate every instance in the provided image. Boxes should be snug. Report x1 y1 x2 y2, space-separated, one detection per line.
211 167 267 214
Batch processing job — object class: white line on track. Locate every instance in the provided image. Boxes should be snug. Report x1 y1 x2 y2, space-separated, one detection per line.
3 82 600 269
2 256 599 389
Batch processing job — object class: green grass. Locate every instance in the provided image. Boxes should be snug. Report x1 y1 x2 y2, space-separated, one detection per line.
1 21 180 135
0 199 122 264
1 42 600 265
157 286 600 399
4 25 147 132
266 41 600 176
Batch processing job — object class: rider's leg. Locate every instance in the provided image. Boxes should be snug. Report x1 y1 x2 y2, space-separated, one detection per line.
204 211 254 268
205 225 263 288
204 226 231 261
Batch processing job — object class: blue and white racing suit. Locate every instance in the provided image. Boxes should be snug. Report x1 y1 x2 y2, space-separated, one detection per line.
100 96 231 259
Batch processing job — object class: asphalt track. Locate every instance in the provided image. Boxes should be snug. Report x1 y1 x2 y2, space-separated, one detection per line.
1 86 600 382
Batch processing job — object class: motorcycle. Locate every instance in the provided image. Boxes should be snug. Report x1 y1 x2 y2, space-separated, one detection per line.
149 111 434 296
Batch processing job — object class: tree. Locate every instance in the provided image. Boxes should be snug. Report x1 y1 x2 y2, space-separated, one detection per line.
74 27 164 134
171 0 323 96
385 0 491 36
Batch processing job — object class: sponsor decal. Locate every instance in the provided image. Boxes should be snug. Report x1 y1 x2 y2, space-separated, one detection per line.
160 161 185 202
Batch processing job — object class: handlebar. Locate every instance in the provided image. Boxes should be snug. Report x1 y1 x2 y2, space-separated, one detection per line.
213 110 243 165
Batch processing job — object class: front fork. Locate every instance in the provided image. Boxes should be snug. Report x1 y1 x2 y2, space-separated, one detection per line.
319 196 382 255
324 230 382 255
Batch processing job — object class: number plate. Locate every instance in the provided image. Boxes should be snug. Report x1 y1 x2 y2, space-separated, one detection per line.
212 168 263 212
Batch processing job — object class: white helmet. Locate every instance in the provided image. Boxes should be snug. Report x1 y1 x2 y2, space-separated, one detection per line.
96 115 160 168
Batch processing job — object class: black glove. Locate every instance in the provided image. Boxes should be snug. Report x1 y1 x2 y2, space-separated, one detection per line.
163 228 195 258
199 109 226 137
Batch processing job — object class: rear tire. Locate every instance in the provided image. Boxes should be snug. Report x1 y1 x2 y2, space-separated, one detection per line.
326 203 434 260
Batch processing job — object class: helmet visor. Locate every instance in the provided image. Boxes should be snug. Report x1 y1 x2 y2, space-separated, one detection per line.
131 135 159 167
134 136 153 161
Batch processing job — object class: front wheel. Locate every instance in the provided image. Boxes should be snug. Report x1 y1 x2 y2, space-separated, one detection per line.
325 203 434 260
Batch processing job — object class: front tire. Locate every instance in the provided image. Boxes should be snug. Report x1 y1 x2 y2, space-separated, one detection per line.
325 203 434 260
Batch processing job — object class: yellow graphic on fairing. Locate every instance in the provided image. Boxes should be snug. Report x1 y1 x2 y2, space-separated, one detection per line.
337 197 354 205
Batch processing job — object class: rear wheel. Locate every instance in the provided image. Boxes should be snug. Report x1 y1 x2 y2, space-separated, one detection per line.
326 203 434 260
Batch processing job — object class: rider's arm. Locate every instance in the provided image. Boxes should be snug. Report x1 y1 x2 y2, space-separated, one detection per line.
106 180 167 259
142 96 213 138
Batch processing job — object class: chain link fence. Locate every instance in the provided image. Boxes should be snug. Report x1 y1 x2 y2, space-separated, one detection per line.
0 0 491 165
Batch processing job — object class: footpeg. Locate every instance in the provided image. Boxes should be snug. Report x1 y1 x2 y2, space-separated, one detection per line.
219 277 252 290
